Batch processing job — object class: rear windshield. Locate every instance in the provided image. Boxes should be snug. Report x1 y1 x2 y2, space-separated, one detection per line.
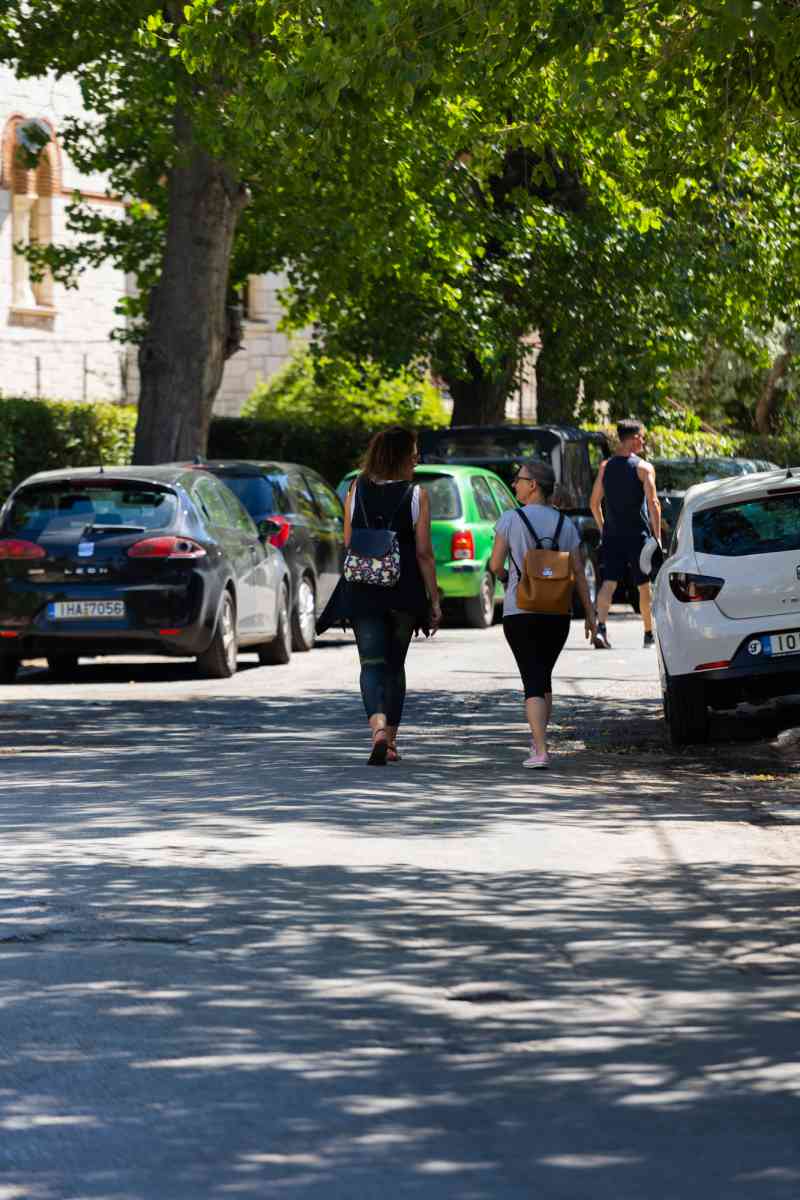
693 492 800 557
4 484 177 537
219 474 286 517
418 474 461 520
657 460 758 492
423 430 552 463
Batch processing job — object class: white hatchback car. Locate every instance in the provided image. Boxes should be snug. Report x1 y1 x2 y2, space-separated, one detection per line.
653 467 800 744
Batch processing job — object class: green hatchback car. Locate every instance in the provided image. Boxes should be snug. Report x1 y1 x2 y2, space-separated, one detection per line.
337 464 518 627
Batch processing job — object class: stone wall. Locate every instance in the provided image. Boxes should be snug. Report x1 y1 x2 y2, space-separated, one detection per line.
0 68 134 404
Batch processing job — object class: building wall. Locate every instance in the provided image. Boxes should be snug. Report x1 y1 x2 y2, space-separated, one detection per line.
0 68 134 403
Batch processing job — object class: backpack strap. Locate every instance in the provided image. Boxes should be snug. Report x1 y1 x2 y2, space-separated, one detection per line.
354 480 371 529
386 484 413 531
515 507 544 548
552 511 566 550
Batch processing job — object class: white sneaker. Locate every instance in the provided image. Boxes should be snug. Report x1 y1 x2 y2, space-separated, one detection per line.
523 751 550 769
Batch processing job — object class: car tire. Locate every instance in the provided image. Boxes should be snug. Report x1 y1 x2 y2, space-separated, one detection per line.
47 654 80 681
664 672 709 745
573 546 598 618
259 582 292 665
0 656 19 684
291 574 316 652
464 570 495 629
196 591 238 679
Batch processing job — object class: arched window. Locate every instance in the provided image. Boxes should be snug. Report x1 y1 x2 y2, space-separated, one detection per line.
2 116 60 312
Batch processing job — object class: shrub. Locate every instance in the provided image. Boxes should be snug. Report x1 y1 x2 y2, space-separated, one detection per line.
207 415 372 488
0 397 136 501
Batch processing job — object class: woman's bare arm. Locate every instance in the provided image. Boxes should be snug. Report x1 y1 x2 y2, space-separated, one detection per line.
414 488 441 628
489 532 509 582
343 479 356 549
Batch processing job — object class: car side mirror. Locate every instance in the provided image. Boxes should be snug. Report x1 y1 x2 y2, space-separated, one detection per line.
258 518 281 542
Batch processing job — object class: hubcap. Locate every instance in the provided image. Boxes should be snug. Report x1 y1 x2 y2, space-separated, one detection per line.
297 578 315 644
221 599 236 671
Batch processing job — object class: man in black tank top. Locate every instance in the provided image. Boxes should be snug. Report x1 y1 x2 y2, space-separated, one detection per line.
589 418 662 649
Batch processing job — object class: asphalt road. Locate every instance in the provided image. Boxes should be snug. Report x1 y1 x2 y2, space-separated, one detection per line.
1 611 799 1199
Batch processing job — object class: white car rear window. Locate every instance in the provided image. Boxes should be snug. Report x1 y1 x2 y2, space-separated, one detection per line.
693 493 800 557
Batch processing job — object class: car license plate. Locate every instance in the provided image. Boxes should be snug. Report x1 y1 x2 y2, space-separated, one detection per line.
769 630 800 656
48 600 126 620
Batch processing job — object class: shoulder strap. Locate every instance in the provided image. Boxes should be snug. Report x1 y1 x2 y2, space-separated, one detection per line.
552 511 565 549
355 480 371 529
515 507 543 548
385 483 413 530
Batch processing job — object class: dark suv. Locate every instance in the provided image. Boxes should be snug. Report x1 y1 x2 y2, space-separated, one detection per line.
193 461 344 651
418 424 610 611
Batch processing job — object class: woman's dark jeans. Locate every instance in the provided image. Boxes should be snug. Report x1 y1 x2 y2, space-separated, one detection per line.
351 610 416 726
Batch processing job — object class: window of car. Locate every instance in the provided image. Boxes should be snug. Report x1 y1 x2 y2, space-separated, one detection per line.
287 470 319 521
417 474 462 520
693 492 800 557
193 475 235 528
422 429 553 463
217 485 259 536
305 473 343 521
4 483 177 535
221 473 288 519
488 478 517 513
471 475 501 521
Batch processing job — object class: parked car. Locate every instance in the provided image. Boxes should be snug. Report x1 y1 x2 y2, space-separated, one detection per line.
655 456 780 546
0 465 292 683
189 461 344 652
338 464 518 627
417 424 609 613
652 466 800 744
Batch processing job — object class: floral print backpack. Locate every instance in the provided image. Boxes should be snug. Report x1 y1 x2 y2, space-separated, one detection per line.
344 482 411 588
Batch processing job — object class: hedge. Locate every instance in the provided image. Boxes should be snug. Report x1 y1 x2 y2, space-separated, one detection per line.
3 397 800 507
0 397 137 500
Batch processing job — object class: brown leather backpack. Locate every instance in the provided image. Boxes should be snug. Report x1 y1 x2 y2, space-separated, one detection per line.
509 509 574 615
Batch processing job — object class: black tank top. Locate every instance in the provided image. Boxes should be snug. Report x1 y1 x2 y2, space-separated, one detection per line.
603 454 649 537
346 477 429 620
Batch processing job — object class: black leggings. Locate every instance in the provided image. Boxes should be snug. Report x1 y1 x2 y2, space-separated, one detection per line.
503 614 571 700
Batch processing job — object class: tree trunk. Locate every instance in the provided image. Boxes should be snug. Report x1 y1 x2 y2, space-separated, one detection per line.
443 352 516 425
755 334 794 434
133 106 247 463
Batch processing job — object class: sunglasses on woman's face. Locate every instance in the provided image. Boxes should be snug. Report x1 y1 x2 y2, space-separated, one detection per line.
512 472 532 485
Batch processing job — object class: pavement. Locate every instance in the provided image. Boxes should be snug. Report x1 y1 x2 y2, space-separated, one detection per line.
1 610 799 1199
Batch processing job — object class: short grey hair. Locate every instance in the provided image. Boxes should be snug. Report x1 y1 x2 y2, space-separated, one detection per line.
522 459 556 499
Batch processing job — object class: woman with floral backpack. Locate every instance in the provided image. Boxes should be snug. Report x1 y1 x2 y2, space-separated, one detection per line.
317 426 440 765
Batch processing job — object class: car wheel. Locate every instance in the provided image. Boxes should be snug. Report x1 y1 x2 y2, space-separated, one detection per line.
464 570 495 629
0 656 19 685
196 591 238 679
664 672 709 745
291 574 316 652
259 582 292 665
47 654 80 681
573 546 598 617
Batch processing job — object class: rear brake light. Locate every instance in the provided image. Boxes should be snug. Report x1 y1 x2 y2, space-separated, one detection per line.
669 572 724 602
127 537 206 559
0 539 46 560
266 515 291 550
0 630 20 638
451 530 474 560
695 660 730 672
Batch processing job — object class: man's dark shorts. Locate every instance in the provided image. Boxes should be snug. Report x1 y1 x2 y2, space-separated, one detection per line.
599 532 649 587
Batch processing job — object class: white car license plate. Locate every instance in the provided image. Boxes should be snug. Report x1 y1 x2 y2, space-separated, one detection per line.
48 600 126 620
769 630 800 656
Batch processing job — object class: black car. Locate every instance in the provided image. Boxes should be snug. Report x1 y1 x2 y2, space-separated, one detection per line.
192 461 344 651
0 465 293 683
418 424 610 610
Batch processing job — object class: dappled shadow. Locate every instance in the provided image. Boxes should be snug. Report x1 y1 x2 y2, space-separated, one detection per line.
1 667 799 1196
1 855 800 1197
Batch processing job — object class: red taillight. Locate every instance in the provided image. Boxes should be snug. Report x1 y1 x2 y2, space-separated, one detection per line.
127 536 206 559
0 539 46 560
695 660 730 672
451 530 475 560
669 572 724 603
266 515 291 549
0 630 20 638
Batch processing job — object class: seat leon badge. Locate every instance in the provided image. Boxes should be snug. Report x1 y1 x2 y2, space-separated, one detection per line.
748 639 763 656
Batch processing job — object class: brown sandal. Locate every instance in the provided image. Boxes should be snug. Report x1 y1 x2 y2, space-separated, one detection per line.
387 743 402 763
368 730 389 766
